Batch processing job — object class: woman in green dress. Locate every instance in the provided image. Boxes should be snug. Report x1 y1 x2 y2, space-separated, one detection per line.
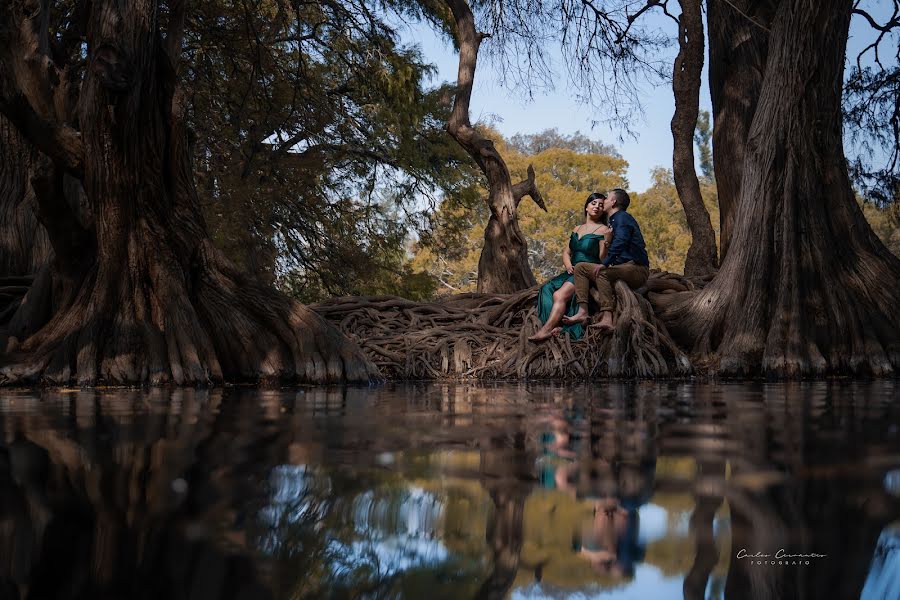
528 193 611 342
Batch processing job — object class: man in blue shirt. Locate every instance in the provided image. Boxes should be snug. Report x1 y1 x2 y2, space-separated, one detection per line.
562 189 649 332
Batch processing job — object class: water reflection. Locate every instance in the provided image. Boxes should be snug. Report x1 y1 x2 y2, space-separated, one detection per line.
0 382 899 600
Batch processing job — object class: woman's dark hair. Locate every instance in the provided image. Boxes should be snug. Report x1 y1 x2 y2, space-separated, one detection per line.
583 192 608 224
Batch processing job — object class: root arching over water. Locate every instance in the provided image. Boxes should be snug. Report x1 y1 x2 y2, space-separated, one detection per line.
313 271 701 380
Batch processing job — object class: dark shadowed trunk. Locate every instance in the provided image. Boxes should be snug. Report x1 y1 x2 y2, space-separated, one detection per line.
0 1 377 385
707 0 774 260
0 116 52 332
444 0 546 294
0 116 50 277
656 0 900 376
671 0 718 276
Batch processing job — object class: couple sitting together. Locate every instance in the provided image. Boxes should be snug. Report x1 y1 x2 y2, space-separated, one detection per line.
529 188 649 343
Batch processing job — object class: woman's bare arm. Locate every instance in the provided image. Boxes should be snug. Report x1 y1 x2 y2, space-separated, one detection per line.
563 243 574 274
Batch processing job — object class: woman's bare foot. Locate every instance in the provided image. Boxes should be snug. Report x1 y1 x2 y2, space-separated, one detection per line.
528 329 554 342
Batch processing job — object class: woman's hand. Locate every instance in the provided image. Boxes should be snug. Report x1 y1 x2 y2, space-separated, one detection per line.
565 262 574 274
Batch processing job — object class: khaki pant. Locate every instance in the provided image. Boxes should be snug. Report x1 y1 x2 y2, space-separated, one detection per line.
573 261 649 313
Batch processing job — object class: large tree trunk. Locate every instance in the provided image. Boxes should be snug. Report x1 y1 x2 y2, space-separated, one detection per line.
0 1 377 385
443 0 546 294
707 0 775 260
0 116 50 277
656 0 900 377
671 0 718 276
0 116 52 331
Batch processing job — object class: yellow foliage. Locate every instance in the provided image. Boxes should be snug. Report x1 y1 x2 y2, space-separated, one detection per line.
860 198 900 258
412 136 894 286
630 168 719 273
505 141 630 282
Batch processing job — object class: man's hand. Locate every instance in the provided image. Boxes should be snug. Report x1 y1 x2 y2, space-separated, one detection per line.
593 264 606 278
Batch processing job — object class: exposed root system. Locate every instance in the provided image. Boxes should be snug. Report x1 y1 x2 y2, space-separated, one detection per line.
313 271 701 380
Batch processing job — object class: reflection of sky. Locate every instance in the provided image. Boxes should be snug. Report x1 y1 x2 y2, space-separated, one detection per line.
512 564 684 600
329 535 449 578
336 485 451 577
260 465 454 577
258 465 331 553
351 486 444 538
861 524 900 600
636 503 688 546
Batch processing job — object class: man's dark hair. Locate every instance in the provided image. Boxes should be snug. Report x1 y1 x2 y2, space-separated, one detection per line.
610 188 630 211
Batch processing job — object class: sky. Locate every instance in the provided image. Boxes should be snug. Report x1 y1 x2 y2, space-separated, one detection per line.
394 3 896 193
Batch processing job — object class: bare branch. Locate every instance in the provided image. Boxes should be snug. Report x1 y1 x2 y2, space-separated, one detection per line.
511 165 547 211
616 0 664 44
852 7 900 33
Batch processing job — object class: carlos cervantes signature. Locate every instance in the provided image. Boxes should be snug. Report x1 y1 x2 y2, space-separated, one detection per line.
735 549 827 566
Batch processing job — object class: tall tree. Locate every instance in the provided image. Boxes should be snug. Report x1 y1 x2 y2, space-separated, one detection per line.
185 0 478 298
442 0 548 294
464 0 900 376
659 0 900 376
670 0 718 276
707 0 774 260
0 0 377 384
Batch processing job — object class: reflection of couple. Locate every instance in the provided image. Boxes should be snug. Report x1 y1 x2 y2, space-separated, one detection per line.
530 189 650 342
536 409 653 580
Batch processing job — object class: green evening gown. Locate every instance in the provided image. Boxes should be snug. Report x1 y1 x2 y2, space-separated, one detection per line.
536 231 605 339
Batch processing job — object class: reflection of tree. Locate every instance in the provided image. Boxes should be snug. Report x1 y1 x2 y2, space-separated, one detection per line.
0 389 279 600
666 382 900 600
2 382 898 600
476 488 526 599
475 430 531 599
681 386 725 600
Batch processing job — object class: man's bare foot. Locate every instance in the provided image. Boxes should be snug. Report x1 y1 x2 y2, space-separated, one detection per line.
590 322 615 334
591 314 615 334
561 309 589 325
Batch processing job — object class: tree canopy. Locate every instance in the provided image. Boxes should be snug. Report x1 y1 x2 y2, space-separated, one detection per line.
183 0 481 299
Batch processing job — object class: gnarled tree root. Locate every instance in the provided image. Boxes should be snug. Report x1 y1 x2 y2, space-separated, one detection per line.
0 241 379 386
312 271 693 380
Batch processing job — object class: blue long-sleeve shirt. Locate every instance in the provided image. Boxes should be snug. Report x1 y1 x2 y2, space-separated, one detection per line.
603 210 649 267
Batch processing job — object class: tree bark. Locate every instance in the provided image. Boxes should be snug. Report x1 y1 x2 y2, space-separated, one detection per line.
0 0 378 385
707 0 775 260
0 116 50 277
656 0 900 377
671 0 718 276
443 0 546 294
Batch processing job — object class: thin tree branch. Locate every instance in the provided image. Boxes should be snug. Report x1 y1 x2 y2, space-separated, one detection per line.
852 8 900 33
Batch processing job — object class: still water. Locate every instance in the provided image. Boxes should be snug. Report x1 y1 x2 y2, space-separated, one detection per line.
1 382 899 600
